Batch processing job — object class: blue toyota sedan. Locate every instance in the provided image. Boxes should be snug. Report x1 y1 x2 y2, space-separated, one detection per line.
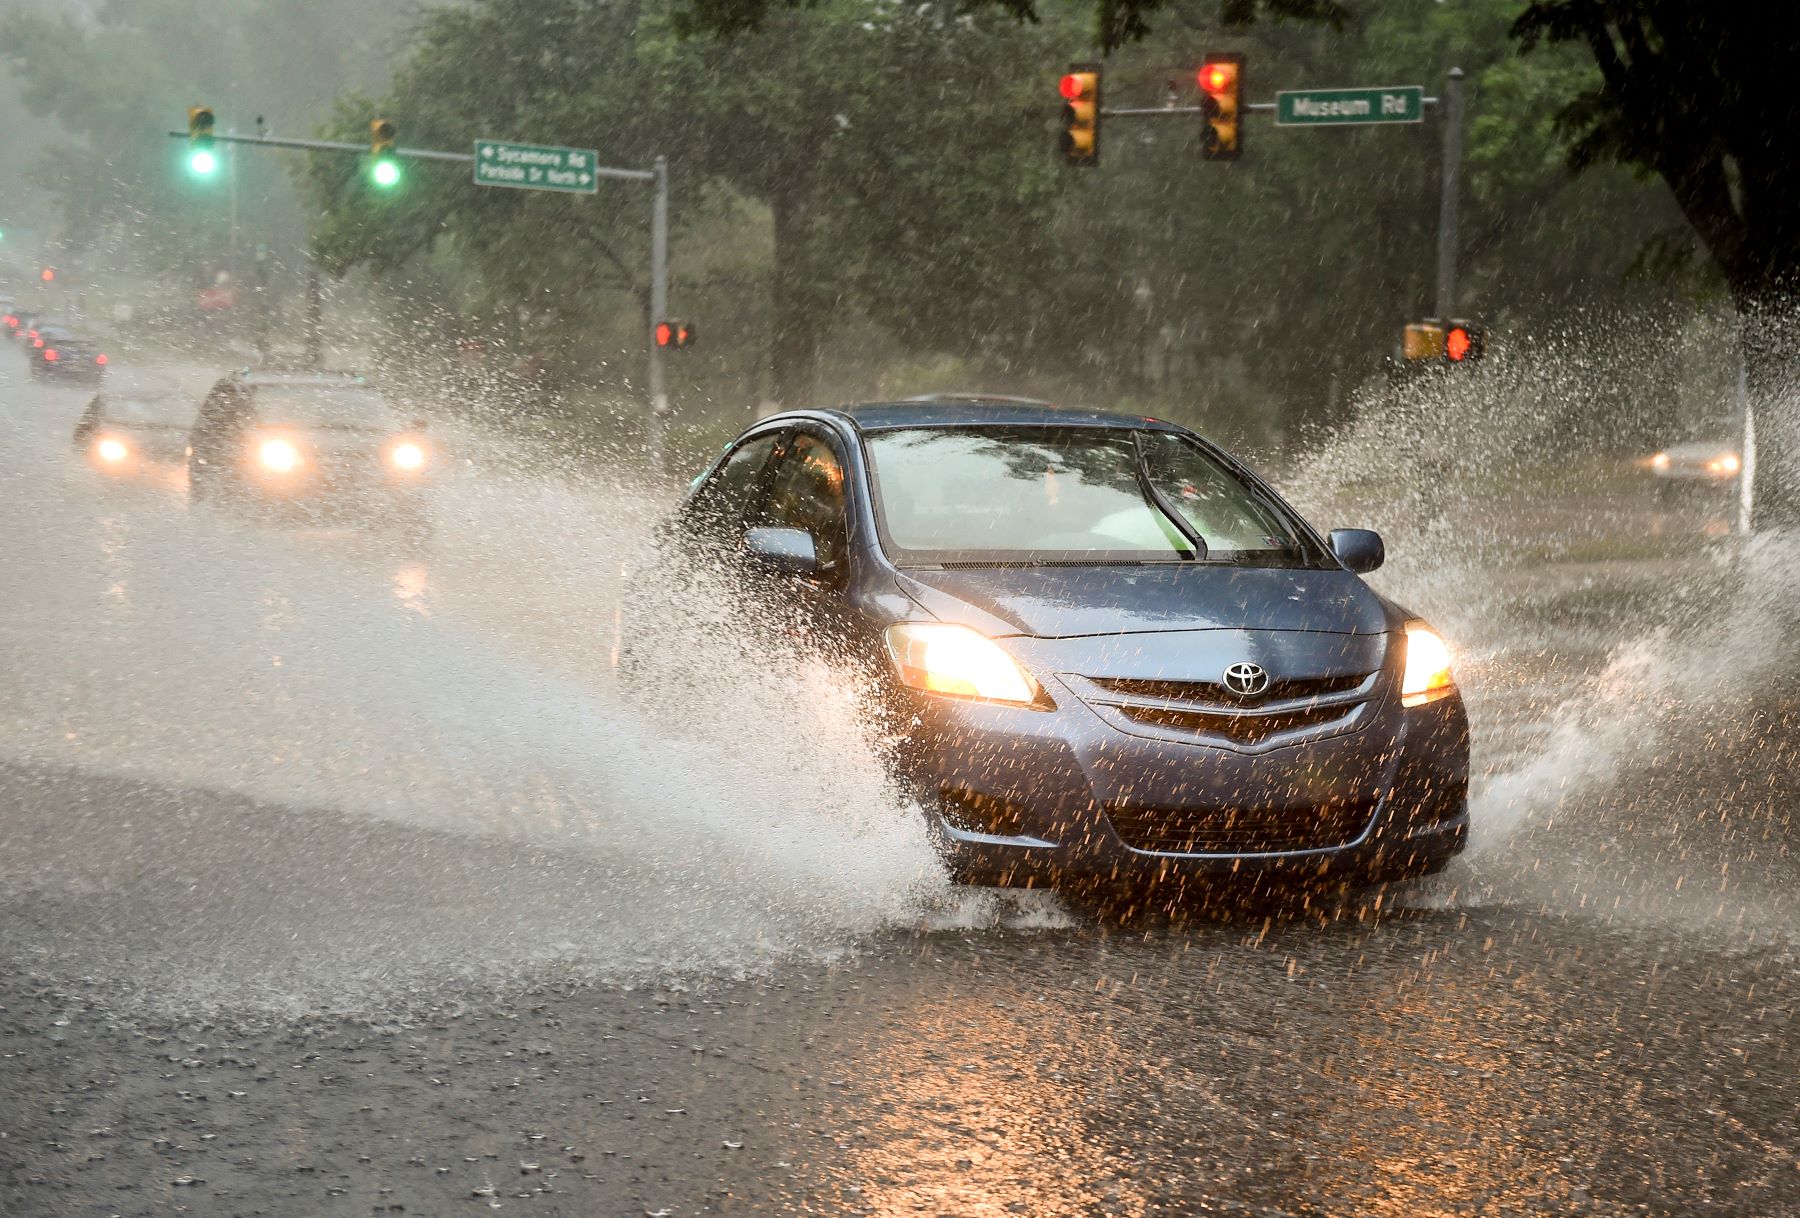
650 397 1469 892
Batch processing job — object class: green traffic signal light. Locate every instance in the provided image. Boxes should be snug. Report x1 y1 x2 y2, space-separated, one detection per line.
188 148 219 177
371 157 401 188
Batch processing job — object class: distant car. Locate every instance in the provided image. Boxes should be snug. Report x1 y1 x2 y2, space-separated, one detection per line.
0 298 19 338
73 383 195 471
628 398 1470 896
13 311 52 344
185 370 433 536
27 325 108 381
1649 440 1740 483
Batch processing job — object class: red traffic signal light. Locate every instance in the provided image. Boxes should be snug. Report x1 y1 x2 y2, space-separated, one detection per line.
1198 53 1244 161
1058 64 1101 167
40 267 55 282
1443 320 1485 365
655 320 695 350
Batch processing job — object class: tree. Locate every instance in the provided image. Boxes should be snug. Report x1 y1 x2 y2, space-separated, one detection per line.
1510 3 1800 526
0 0 407 281
303 0 1071 408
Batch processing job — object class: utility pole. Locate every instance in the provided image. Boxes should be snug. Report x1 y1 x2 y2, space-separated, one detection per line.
647 155 670 471
1433 67 1465 320
304 268 322 368
227 128 241 260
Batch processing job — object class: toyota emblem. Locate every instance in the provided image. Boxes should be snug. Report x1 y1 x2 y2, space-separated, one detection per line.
1222 661 1270 697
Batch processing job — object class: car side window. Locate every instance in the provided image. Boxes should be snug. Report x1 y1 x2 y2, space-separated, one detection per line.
687 432 780 536
757 431 849 574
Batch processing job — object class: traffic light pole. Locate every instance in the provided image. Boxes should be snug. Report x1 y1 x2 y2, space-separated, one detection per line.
169 128 673 461
1433 68 1465 320
647 155 670 470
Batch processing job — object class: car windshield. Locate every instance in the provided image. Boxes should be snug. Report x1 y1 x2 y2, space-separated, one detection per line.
104 395 193 427
251 385 397 430
864 425 1324 566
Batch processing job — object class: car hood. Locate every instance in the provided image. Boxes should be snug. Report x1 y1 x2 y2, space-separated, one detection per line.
895 563 1391 639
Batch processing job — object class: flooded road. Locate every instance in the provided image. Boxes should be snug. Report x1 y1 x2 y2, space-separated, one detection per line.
0 354 1794 1216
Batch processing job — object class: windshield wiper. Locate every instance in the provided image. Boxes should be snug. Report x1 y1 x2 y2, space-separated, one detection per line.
1130 433 1208 560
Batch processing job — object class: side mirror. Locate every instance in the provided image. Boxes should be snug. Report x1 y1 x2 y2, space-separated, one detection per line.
1329 528 1385 574
744 526 821 577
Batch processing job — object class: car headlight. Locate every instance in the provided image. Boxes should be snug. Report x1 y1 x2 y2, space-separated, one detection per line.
1709 453 1740 477
388 440 427 471
1650 451 1671 471
885 623 1043 707
95 436 130 464
1400 620 1456 708
258 437 302 473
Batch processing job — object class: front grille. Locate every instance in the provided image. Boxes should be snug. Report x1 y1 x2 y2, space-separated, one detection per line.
1115 702 1354 746
1089 673 1368 703
1106 801 1377 855
1070 669 1382 752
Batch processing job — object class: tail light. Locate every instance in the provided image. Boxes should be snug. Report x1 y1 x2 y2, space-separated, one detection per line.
43 349 58 362
2 315 15 327
32 337 43 348
95 354 109 366
27 329 37 339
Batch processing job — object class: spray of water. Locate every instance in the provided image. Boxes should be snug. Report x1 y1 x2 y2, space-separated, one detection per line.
0 378 966 1011
1284 328 1797 938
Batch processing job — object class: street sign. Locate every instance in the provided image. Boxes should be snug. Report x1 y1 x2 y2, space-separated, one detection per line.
1275 86 1423 126
473 139 599 193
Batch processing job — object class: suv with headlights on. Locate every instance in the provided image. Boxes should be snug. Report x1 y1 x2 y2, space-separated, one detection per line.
186 370 433 538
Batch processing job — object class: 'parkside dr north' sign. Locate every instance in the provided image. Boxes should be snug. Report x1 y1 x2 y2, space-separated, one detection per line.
1276 86 1424 126
473 140 599 193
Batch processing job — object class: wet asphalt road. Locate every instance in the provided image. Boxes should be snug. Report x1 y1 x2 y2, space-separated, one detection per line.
1 349 1797 1216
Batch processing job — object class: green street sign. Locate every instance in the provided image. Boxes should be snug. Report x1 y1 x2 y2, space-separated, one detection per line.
1275 86 1424 127
473 139 599 193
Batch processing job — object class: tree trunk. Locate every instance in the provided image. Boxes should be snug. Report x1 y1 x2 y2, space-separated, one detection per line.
769 188 825 409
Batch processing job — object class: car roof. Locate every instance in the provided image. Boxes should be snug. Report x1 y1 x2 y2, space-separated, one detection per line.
824 397 1184 433
227 370 377 388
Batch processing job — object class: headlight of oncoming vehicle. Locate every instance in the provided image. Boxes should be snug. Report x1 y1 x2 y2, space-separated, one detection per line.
258 437 302 474
1400 620 1456 708
885 623 1044 707
387 439 427 471
94 436 130 464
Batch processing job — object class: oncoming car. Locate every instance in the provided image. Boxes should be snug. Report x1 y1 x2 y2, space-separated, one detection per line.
637 399 1470 895
186 370 433 537
72 381 195 471
1647 439 1741 504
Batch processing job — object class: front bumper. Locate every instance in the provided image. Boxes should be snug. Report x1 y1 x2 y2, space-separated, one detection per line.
901 663 1469 889
223 462 429 513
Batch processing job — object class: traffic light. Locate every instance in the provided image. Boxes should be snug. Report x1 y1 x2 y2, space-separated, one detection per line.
1058 64 1101 167
1198 53 1244 160
40 266 55 283
369 119 400 187
1443 320 1485 366
654 320 695 350
187 105 218 177
1400 319 1486 366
